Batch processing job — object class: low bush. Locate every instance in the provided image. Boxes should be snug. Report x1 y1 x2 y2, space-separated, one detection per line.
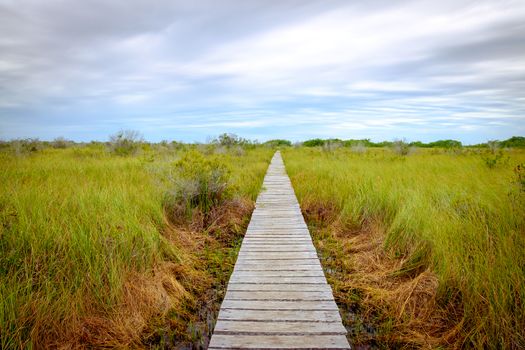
108 130 143 156
390 139 411 155
351 142 367 154
165 151 232 215
263 139 292 147
10 138 43 155
322 140 343 153
52 137 72 149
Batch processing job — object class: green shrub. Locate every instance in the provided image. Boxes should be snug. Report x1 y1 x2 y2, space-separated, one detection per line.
213 133 250 147
303 138 325 147
108 130 143 156
263 139 292 147
166 151 231 214
351 142 367 154
391 139 411 155
11 138 43 155
482 150 508 168
322 140 342 153
487 140 500 153
501 136 525 148
52 137 71 149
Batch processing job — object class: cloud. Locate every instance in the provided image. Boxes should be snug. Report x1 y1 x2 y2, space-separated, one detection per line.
0 0 524 143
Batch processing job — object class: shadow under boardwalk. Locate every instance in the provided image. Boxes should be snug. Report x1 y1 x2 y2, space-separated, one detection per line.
209 151 351 349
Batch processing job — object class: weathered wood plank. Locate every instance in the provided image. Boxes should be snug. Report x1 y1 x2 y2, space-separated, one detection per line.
225 290 335 300
236 252 319 259
221 300 339 311
213 320 347 335
225 284 332 292
217 309 343 322
234 265 323 271
239 245 315 250
231 271 325 278
228 276 328 285
208 334 350 349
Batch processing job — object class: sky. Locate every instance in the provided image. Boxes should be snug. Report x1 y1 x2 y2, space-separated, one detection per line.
0 0 524 144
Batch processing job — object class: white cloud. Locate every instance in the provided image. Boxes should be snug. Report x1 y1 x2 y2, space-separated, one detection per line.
0 0 524 142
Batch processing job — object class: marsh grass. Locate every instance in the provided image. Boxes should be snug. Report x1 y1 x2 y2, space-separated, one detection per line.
0 146 272 348
283 147 525 349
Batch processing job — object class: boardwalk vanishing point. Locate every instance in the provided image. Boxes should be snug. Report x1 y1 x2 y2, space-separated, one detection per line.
209 151 351 349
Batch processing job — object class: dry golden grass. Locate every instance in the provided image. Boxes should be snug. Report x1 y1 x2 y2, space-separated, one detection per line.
303 200 464 349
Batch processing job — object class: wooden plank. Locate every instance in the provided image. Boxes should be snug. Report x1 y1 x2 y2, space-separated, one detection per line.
231 271 325 278
220 300 339 311
213 320 347 334
233 258 321 265
241 241 313 245
217 309 343 322
239 248 316 253
228 277 327 285
234 264 322 270
225 290 335 300
208 334 350 349
236 252 318 259
240 244 314 248
234 265 323 271
246 230 310 233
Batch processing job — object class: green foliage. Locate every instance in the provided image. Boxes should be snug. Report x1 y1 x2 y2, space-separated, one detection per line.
487 140 500 153
482 150 508 168
470 136 525 149
350 142 368 154
303 138 326 147
52 137 72 149
298 136 525 149
166 151 232 213
213 133 251 148
263 139 292 147
322 140 343 153
9 138 44 155
372 140 394 147
501 136 525 148
108 130 143 156
390 139 411 155
410 139 462 148
342 139 375 147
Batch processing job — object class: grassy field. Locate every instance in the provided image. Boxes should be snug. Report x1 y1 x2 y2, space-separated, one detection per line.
283 147 525 349
2 140 524 349
0 144 273 348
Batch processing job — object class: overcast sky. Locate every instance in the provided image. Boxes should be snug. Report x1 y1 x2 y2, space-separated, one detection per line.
0 0 524 143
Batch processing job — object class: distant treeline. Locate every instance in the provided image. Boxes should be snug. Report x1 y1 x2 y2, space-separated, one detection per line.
289 136 525 148
1 134 525 150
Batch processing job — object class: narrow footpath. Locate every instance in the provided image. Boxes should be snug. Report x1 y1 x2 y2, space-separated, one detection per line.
209 151 351 349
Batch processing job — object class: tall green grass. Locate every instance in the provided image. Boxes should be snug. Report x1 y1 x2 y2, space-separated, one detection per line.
0 146 272 348
283 147 525 348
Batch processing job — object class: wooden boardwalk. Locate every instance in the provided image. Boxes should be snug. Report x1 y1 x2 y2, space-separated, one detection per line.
209 152 351 349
